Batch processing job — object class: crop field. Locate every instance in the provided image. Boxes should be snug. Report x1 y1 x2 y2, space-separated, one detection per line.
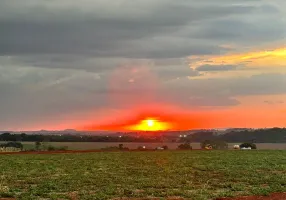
0 150 286 200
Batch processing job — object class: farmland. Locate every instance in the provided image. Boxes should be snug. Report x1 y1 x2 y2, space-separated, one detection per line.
1 150 286 200
1 142 286 151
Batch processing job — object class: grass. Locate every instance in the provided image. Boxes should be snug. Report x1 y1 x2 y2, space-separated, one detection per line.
0 150 286 200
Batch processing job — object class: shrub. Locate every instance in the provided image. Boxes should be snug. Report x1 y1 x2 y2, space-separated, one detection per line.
0 142 23 150
40 143 68 151
137 146 147 150
240 143 257 149
118 144 129 150
35 141 42 150
0 147 21 152
47 145 56 151
178 143 192 150
101 146 119 151
201 140 228 150
101 145 129 151
58 146 68 151
162 145 168 150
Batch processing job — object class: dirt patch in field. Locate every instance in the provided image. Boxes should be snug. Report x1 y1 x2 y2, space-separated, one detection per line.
216 192 286 200
0 198 16 200
68 191 79 200
111 193 286 200
111 198 190 200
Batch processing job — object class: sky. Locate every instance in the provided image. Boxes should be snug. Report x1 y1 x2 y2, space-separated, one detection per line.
0 0 285 131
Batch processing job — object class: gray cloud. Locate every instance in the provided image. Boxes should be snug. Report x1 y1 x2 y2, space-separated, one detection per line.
165 73 286 97
1 0 284 59
185 96 240 107
0 0 277 58
191 18 285 44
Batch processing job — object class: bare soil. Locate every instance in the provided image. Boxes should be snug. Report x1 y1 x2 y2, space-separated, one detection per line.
2 196 286 200
216 192 286 200
109 193 286 200
111 193 286 200
0 198 16 200
111 198 190 200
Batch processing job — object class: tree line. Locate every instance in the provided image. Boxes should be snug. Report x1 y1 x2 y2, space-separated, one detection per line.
0 128 285 143
0 133 163 142
180 128 286 143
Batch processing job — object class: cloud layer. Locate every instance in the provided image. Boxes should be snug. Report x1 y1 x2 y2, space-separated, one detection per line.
0 0 285 130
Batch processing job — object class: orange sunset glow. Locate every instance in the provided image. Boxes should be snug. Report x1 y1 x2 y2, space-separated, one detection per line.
77 97 286 132
79 104 212 132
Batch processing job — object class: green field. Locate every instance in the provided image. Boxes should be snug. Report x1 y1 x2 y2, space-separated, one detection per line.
1 151 286 200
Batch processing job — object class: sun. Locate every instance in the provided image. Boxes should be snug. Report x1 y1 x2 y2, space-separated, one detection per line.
126 118 171 131
146 119 154 127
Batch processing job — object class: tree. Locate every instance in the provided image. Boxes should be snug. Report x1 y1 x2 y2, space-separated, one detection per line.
162 145 168 150
240 143 257 149
35 141 41 151
47 145 56 151
20 133 27 141
137 146 147 150
0 133 13 141
0 142 23 150
201 140 228 150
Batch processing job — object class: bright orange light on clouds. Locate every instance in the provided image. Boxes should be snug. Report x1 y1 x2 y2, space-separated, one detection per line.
187 47 286 79
189 47 286 69
125 118 172 131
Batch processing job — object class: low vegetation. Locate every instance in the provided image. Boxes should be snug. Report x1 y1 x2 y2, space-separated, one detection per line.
240 143 257 149
177 143 192 150
101 144 129 151
0 142 23 150
201 140 228 150
0 150 285 200
0 142 68 152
